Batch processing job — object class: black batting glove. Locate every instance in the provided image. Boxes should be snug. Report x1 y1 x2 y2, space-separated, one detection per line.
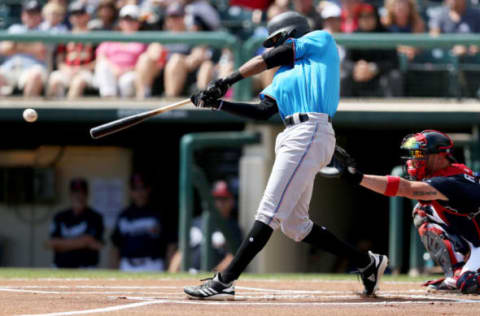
190 91 221 109
204 78 229 100
334 145 364 185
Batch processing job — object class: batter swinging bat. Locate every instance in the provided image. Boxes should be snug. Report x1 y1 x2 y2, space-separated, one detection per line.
90 98 191 139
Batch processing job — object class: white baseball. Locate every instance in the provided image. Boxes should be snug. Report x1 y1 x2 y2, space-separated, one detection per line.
23 108 38 123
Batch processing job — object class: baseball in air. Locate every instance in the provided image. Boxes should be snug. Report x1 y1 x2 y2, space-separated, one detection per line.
23 108 38 123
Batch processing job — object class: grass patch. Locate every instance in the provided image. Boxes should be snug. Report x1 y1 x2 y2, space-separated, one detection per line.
0 268 433 282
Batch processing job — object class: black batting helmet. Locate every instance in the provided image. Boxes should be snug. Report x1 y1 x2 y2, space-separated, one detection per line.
263 11 310 48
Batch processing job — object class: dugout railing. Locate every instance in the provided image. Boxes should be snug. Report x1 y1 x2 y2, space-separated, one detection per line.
179 131 260 272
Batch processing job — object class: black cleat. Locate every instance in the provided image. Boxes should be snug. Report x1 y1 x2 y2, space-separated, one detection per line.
184 273 235 300
359 251 388 296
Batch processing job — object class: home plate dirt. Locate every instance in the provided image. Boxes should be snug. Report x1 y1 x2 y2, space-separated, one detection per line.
0 278 479 316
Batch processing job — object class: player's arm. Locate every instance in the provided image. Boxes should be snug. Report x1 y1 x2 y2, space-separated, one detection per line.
46 235 98 252
192 42 294 106
360 175 448 201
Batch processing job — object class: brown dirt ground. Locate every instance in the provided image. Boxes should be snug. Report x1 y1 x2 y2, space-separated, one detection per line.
0 278 479 316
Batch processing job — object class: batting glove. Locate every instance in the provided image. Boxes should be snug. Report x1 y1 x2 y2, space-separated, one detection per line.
204 79 230 100
190 91 221 109
333 145 364 185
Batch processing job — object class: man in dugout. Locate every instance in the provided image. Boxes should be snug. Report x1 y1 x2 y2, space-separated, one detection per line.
335 130 480 294
46 178 104 268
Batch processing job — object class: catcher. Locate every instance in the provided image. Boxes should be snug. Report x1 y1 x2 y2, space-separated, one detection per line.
334 130 480 293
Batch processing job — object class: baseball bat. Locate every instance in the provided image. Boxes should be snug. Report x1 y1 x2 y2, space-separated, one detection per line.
90 98 191 139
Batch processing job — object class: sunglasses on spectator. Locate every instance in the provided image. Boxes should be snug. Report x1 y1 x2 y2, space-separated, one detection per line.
121 16 139 22
71 10 87 15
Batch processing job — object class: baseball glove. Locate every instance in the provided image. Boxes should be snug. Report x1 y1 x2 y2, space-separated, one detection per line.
319 145 364 185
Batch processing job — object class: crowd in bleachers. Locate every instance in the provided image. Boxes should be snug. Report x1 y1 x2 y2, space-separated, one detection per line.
0 0 479 99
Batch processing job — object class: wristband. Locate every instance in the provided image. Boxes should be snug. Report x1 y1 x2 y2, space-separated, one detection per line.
384 176 400 196
224 71 243 85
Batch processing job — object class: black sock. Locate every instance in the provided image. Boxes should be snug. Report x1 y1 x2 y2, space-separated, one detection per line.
220 220 273 283
302 223 371 269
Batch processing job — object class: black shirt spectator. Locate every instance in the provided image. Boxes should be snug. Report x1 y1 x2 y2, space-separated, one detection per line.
47 178 104 268
110 173 176 271
341 4 402 97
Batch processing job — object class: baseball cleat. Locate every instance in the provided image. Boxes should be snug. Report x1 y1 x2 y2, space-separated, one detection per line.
425 278 458 293
184 273 235 300
359 251 388 296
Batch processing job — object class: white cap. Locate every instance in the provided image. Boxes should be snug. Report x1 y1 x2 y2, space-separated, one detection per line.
119 4 140 20
321 4 341 20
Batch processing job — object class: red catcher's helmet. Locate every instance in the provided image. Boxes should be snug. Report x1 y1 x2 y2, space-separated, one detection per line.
400 130 454 180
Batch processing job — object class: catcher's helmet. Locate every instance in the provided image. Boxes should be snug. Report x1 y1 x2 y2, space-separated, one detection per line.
400 130 454 180
263 11 310 48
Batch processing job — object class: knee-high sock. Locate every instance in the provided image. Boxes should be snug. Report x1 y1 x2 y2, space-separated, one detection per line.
302 223 371 269
220 220 273 283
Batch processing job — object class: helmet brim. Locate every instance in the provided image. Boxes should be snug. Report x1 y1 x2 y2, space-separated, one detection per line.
263 26 295 48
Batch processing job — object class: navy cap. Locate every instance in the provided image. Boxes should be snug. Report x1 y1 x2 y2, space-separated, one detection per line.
70 178 88 193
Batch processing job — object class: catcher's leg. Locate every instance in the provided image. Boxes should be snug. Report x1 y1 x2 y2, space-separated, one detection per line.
456 245 480 294
414 206 467 279
417 222 466 277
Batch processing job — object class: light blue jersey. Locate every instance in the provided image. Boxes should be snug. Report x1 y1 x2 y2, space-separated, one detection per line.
260 30 340 119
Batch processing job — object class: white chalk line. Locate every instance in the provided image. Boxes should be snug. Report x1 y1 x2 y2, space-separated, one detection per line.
7 283 480 316
17 300 163 316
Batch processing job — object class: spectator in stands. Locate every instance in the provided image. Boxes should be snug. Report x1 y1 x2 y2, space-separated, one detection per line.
46 178 104 268
88 0 118 31
381 0 425 60
429 0 480 56
40 1 68 33
0 0 47 97
168 180 243 273
135 2 216 98
184 0 221 32
111 173 176 272
341 4 403 97
47 2 96 99
293 0 323 30
340 0 363 33
320 4 346 64
94 4 147 97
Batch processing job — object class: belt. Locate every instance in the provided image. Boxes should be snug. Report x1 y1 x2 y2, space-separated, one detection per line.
284 113 332 126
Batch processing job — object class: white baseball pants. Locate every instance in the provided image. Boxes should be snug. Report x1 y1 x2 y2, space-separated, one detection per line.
255 113 336 242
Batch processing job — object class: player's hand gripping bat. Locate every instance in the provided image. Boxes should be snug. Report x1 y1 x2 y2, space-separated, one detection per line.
90 98 191 139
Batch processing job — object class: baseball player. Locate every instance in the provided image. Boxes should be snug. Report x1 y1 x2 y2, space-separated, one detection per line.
185 11 388 300
334 130 480 293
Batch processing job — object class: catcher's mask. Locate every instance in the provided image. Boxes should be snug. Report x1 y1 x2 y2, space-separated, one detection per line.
400 130 454 180
263 11 310 48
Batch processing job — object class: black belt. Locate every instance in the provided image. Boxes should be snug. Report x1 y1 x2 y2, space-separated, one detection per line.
284 113 332 126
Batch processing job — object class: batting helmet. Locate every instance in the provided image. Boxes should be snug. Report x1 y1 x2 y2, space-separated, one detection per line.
263 11 310 48
400 130 454 180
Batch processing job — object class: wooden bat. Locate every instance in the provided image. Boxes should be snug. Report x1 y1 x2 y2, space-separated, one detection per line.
90 98 191 139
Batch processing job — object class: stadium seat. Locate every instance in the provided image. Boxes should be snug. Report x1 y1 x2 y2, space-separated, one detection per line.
399 49 461 98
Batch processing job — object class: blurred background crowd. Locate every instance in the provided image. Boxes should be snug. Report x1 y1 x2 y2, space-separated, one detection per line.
0 0 479 100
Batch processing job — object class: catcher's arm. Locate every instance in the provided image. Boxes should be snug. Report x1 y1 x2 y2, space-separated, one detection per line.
331 145 448 200
360 175 447 201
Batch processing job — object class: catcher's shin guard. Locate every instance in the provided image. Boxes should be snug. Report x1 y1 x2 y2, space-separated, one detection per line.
417 222 466 277
457 271 480 294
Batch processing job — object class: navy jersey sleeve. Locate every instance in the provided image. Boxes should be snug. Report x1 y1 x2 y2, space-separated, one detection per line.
49 214 61 238
110 217 122 248
426 174 480 213
87 211 104 242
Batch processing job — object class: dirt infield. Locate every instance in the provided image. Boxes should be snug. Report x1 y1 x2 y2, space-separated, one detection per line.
1 277 480 316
